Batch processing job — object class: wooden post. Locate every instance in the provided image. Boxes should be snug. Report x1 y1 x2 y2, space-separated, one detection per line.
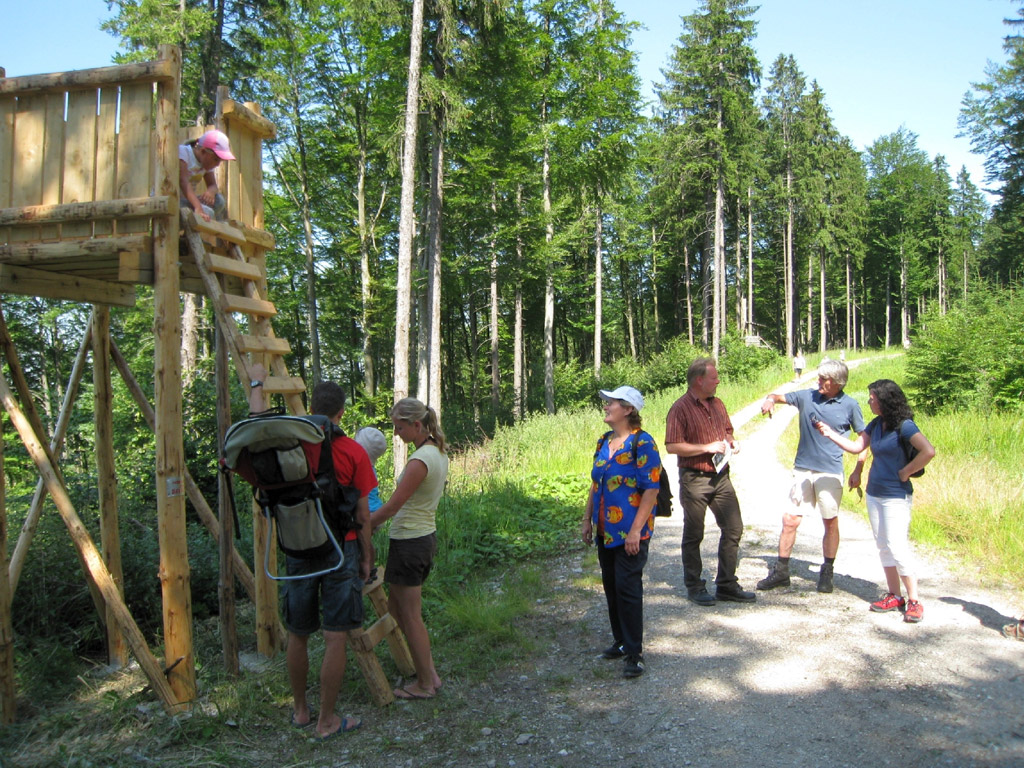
215 324 239 675
152 44 194 703
0 371 179 711
0 411 15 724
93 307 127 668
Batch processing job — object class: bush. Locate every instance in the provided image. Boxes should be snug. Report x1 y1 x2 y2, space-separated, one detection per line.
906 289 1024 413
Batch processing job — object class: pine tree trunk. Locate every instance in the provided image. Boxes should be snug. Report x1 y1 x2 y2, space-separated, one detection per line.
357 138 374 398
393 0 425 473
514 185 525 423
593 200 603 376
427 131 443 414
684 242 694 346
819 249 826 353
747 188 754 337
900 239 909 347
785 167 794 357
490 188 500 412
181 294 200 390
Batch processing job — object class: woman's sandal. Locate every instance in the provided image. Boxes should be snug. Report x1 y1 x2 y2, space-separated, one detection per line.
1002 618 1024 641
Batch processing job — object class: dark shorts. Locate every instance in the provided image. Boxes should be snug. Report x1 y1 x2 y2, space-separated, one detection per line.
385 533 437 587
282 539 364 635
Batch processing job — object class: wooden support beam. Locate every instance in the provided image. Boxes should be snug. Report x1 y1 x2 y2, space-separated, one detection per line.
238 334 292 355
0 234 151 263
364 572 415 677
0 370 179 711
0 411 13 725
93 308 127 668
0 264 136 306
190 217 248 246
222 294 276 318
221 99 277 139
262 375 306 395
208 253 261 281
0 58 177 95
215 325 240 676
8 318 93 593
152 44 194 704
238 224 275 250
350 614 399 654
0 197 171 227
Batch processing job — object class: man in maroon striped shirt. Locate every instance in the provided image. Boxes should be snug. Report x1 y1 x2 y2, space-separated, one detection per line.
665 357 755 606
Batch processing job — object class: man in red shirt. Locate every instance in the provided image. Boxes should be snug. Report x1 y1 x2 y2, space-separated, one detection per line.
665 358 755 606
248 364 374 739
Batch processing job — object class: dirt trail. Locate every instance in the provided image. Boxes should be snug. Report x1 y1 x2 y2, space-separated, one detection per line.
385 375 1024 768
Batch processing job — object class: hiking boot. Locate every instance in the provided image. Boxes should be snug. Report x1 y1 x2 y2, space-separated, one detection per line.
869 593 906 613
817 563 834 593
903 600 924 623
687 587 717 606
756 562 791 590
1002 619 1024 641
599 643 625 660
623 654 645 679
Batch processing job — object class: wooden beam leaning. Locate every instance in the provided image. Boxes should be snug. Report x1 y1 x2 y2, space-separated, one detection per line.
8 318 93 593
0 58 177 96
0 264 135 306
0 408 13 725
0 197 170 227
0 371 179 712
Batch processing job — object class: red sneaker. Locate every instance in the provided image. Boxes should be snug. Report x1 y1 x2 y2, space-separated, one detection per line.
870 593 906 613
903 600 924 623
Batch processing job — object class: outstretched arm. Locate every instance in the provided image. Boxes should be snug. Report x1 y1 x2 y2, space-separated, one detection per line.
760 393 788 417
371 458 428 530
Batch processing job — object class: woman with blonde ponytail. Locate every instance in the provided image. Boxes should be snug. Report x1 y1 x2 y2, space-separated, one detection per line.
372 398 449 700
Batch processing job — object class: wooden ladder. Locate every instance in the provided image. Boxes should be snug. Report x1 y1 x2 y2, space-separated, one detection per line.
181 209 415 706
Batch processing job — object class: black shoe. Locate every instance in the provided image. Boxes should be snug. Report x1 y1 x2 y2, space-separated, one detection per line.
623 654 645 678
716 585 756 603
599 643 625 660
756 563 791 590
687 587 717 606
817 563 834 593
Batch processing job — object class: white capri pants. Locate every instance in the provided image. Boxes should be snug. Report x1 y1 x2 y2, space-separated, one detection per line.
865 493 916 577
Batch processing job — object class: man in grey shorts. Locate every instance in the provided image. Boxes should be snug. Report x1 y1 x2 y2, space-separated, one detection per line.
758 359 866 593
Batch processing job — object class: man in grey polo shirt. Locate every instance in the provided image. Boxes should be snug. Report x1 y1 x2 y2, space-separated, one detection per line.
757 359 866 593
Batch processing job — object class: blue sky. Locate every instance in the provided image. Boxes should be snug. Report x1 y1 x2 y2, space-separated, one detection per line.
2 0 1013 193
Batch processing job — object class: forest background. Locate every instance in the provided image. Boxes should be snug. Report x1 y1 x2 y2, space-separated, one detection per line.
2 0 1024 705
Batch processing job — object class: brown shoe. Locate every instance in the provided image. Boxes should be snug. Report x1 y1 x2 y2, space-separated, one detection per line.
1003 619 1024 641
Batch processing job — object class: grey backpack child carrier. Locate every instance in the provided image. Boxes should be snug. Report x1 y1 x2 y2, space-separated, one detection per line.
222 412 360 581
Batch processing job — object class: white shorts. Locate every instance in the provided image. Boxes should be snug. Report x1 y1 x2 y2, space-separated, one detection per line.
789 470 843 520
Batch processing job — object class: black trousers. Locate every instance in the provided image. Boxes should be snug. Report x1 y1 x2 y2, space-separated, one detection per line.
678 469 744 591
596 537 649 657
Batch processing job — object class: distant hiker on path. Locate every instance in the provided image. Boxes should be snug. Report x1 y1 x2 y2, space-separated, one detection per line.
581 386 662 679
665 358 755 607
248 364 373 740
758 359 866 594
793 351 806 381
816 379 935 622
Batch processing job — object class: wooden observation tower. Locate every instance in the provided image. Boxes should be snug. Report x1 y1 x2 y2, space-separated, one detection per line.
0 46 411 720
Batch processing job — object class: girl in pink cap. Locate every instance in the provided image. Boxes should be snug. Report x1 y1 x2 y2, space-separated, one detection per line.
179 129 235 222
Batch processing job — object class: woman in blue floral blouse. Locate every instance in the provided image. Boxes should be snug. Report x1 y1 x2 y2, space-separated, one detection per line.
580 385 663 679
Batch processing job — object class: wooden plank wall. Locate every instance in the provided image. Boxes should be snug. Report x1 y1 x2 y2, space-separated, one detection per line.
0 81 157 242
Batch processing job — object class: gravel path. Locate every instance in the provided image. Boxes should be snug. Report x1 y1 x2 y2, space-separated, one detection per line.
393 378 1024 768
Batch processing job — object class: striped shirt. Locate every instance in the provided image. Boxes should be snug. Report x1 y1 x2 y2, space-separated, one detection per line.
665 391 734 473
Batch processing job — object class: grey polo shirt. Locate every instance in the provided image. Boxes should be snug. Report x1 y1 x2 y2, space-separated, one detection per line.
785 388 866 475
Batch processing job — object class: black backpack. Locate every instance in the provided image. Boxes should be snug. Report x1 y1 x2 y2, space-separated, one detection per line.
595 432 674 517
897 419 925 478
222 411 360 580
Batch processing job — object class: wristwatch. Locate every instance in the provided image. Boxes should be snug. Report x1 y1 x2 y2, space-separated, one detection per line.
250 379 263 388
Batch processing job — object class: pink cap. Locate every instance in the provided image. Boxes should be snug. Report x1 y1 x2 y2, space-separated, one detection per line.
197 129 235 161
